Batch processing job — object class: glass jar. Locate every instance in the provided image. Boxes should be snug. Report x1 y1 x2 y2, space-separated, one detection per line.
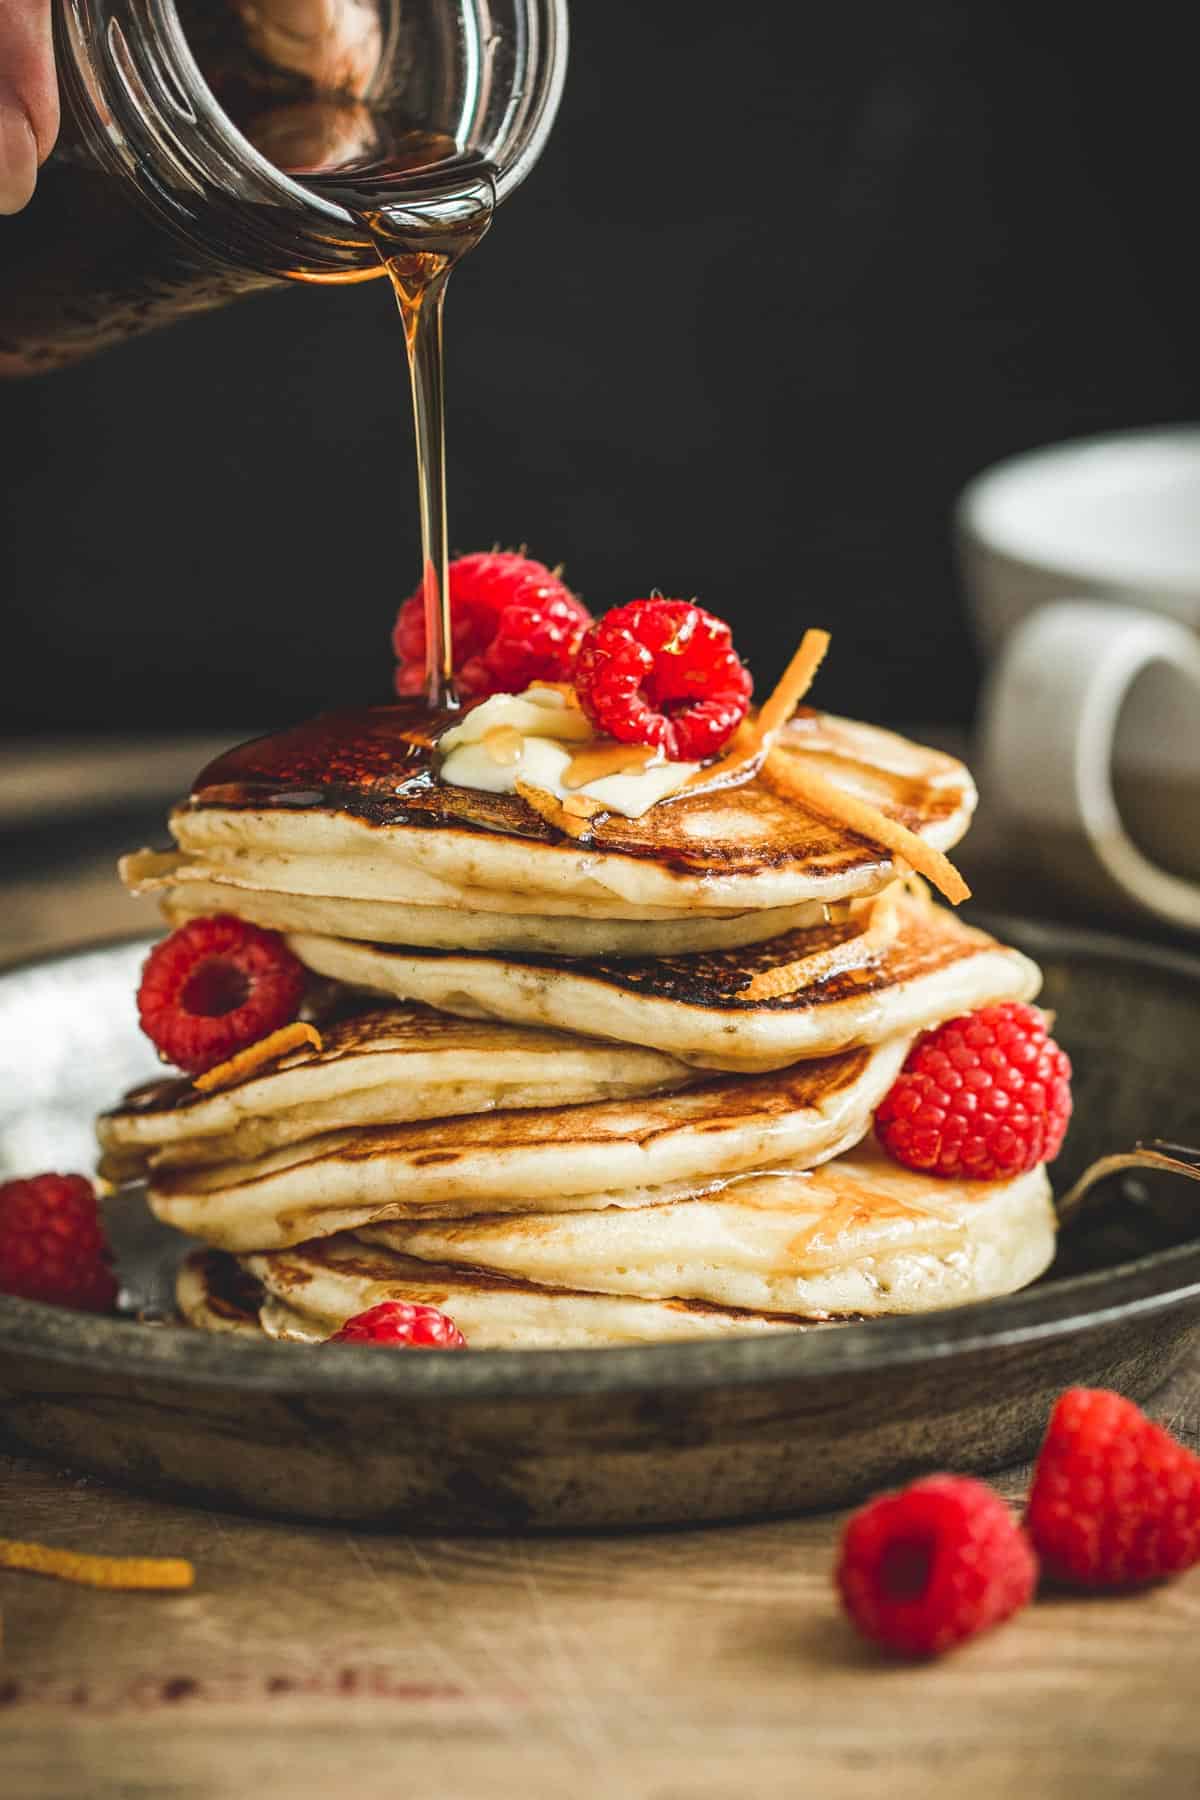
0 0 567 374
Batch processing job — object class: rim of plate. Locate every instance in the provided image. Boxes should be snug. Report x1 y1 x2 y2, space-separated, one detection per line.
2 916 1200 1401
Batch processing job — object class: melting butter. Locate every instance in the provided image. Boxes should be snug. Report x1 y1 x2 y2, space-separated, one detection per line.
437 687 701 819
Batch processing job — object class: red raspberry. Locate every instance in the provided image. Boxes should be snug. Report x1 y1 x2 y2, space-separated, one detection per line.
0 1174 118 1313
326 1301 467 1349
1026 1388 1200 1589
874 1002 1072 1180
137 915 307 1076
392 551 591 699
836 1474 1037 1658
573 598 752 760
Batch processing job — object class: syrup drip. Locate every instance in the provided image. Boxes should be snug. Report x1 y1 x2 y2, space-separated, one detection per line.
563 741 662 788
482 725 525 766
351 158 496 709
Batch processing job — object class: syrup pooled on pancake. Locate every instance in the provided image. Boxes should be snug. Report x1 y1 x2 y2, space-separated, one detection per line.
159 705 977 922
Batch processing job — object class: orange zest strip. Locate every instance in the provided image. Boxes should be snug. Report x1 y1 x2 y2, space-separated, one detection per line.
0 1538 194 1591
763 758 970 905
192 1022 323 1094
679 717 767 794
740 883 906 1002
514 778 599 840
678 628 832 801
755 628 832 741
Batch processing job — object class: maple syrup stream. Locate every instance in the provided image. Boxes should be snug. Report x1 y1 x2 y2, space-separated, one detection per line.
342 156 496 710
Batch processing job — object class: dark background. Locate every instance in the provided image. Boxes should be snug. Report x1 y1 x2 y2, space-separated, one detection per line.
3 3 1197 735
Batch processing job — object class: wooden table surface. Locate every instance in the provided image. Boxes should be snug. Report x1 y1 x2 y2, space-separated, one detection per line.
3 738 1200 1800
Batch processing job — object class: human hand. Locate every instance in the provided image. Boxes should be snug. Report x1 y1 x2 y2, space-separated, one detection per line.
0 0 58 212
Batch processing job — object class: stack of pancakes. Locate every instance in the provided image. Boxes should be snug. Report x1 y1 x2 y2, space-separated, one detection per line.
100 703 1058 1348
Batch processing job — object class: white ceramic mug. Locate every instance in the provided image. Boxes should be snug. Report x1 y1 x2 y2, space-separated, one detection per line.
958 426 1200 929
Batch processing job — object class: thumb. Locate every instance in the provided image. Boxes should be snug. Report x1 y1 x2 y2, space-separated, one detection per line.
0 0 59 214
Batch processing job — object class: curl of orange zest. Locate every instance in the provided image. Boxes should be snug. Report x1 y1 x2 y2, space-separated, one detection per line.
192 1022 323 1095
514 778 599 840
0 1538 194 1591
763 757 970 906
739 881 907 1002
755 628 832 740
679 628 832 800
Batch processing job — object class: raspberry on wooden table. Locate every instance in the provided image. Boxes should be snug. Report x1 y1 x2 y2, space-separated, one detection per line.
326 1301 467 1348
392 551 591 699
137 915 307 1076
0 1174 118 1313
573 598 752 761
1026 1388 1200 1589
835 1474 1037 1658
874 1002 1072 1180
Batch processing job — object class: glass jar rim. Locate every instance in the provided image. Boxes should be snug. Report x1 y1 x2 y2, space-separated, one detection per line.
98 0 569 231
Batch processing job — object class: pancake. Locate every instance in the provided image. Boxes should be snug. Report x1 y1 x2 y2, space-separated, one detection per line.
182 1242 815 1349
145 1035 911 1251
163 706 976 919
176 1248 269 1338
285 886 1041 1072
359 1141 1057 1318
97 1003 696 1180
129 853 837 957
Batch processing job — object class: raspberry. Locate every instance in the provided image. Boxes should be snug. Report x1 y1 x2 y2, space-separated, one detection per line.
392 551 591 699
874 1002 1072 1180
1026 1388 1200 1589
326 1301 467 1349
573 598 752 761
137 916 307 1076
835 1474 1037 1658
0 1174 118 1313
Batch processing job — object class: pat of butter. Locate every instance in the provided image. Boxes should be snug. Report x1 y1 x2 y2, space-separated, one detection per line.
437 687 700 819
439 688 592 751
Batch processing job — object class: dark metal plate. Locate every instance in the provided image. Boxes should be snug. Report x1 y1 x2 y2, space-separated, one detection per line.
2 919 1199 1530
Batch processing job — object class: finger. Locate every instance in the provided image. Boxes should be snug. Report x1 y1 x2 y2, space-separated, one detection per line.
0 0 59 214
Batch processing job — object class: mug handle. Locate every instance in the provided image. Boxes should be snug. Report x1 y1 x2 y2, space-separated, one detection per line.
978 599 1200 929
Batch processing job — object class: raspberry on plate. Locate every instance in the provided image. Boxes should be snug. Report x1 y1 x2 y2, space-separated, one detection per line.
1026 1388 1200 1589
835 1474 1037 1658
874 1001 1072 1180
326 1301 468 1348
0 1174 118 1313
137 915 307 1076
573 598 752 761
392 551 591 699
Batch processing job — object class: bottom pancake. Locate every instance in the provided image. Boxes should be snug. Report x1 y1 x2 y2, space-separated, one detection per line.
357 1141 1057 1319
176 1249 270 1338
177 1244 812 1349
176 1144 1057 1350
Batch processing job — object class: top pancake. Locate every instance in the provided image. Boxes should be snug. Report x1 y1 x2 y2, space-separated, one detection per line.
167 704 976 917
